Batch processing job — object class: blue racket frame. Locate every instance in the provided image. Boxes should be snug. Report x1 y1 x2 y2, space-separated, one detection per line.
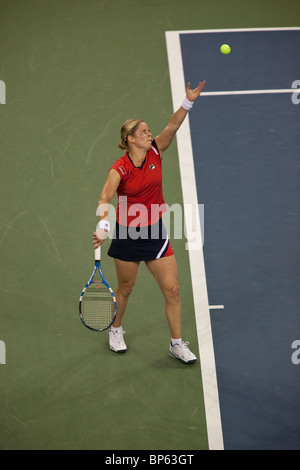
79 246 117 332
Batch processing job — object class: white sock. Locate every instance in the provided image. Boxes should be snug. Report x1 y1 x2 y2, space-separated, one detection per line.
111 325 122 332
171 338 182 346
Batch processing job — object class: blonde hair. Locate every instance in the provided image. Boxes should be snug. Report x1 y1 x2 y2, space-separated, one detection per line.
118 119 144 150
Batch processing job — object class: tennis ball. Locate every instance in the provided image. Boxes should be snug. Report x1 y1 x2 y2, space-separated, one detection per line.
220 44 231 55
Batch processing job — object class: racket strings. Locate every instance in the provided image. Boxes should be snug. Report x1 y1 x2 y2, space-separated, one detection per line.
81 280 115 330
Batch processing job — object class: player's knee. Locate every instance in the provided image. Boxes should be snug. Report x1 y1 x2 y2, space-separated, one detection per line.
172 282 180 299
165 282 180 300
120 281 135 298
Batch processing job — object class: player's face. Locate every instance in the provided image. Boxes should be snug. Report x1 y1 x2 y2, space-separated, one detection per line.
132 122 152 150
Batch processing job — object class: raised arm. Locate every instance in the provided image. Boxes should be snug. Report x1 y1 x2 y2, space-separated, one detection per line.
155 81 206 154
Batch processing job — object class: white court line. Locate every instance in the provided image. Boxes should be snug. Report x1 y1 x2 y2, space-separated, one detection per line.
166 26 300 34
209 305 225 310
166 31 224 451
202 89 295 96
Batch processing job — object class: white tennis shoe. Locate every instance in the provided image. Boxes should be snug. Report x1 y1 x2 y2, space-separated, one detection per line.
109 328 127 353
169 340 197 364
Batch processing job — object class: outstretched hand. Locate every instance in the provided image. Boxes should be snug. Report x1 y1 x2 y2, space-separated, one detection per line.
186 81 206 102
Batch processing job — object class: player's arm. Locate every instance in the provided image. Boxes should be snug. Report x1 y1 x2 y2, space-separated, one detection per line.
92 169 121 248
155 81 206 154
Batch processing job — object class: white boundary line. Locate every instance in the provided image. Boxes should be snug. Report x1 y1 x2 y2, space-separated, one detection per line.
202 89 295 96
166 26 300 34
165 31 224 451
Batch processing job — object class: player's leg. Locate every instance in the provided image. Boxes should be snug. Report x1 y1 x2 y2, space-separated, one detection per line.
113 258 140 327
145 255 197 364
109 259 140 353
145 255 181 339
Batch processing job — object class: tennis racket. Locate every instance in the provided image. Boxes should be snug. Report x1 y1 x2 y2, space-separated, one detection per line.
79 244 117 332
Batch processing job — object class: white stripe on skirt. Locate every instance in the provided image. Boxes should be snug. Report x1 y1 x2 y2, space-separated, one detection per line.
156 234 169 259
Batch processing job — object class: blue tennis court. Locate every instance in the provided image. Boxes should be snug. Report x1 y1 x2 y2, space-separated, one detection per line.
167 28 300 450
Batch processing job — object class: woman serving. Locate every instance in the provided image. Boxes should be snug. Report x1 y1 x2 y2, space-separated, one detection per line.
93 81 206 364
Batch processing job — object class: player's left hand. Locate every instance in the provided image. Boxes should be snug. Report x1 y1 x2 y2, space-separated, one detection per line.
186 81 206 102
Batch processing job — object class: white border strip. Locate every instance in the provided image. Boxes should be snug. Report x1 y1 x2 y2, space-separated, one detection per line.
166 27 300 34
166 31 224 451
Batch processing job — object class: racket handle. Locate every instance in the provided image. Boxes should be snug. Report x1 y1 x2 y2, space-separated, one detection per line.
95 245 101 261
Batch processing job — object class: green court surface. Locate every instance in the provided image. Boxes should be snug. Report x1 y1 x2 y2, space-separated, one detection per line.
0 0 298 450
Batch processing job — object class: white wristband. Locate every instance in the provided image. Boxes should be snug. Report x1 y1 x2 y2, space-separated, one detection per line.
181 98 194 111
97 220 110 232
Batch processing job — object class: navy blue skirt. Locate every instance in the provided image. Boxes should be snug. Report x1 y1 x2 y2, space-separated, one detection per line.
107 218 174 262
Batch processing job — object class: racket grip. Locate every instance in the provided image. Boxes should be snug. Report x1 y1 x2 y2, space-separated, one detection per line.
95 245 101 261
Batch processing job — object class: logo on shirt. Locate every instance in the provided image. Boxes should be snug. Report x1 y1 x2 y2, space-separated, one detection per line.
149 164 156 171
119 165 127 175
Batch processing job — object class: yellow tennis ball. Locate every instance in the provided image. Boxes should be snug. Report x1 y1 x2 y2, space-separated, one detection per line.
220 44 231 55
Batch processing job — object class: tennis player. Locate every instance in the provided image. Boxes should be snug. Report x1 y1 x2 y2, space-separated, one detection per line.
93 81 206 364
